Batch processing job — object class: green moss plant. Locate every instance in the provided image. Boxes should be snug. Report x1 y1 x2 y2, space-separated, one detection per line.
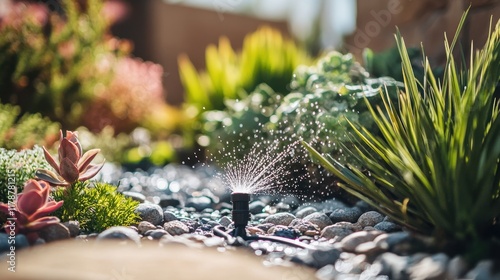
303 13 500 259
52 181 140 233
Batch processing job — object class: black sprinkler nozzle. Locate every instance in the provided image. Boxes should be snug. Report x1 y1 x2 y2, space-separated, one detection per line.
231 192 250 238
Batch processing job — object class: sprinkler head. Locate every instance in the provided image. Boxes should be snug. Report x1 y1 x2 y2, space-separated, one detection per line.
231 192 250 238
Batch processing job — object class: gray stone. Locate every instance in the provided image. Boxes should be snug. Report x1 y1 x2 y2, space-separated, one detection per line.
315 264 339 280
291 246 342 269
354 241 384 256
289 218 303 227
263 212 296 226
185 196 212 212
96 226 141 245
145 229 168 239
252 213 270 221
318 199 347 212
163 210 178 223
159 195 181 208
121 191 146 203
357 211 384 227
38 223 70 242
303 212 332 230
340 231 383 252
333 221 362 232
163 221 190 236
135 203 163 225
218 216 232 227
293 221 320 235
0 233 29 253
374 252 410 280
329 207 363 223
374 221 401 233
321 225 353 241
137 221 157 235
62 221 80 237
465 260 499 280
446 255 468 279
375 231 424 255
295 206 318 219
249 201 266 214
408 253 449 280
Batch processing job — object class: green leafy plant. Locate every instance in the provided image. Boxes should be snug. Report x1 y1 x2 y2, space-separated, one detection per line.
272 51 401 166
303 14 500 256
0 146 51 203
0 103 60 150
52 181 139 233
0 180 63 243
179 26 310 147
36 130 104 186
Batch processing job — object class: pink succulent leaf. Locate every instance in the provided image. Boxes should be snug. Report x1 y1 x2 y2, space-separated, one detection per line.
22 179 48 194
78 149 101 172
24 216 61 231
30 200 64 221
60 158 79 183
65 130 83 157
35 169 68 186
59 139 80 164
78 162 105 181
42 146 60 172
17 190 44 217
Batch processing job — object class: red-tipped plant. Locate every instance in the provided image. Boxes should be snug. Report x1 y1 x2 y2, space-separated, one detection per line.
0 180 63 242
36 130 104 186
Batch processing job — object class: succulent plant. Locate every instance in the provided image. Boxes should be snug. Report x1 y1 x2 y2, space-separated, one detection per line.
36 130 104 186
0 179 63 242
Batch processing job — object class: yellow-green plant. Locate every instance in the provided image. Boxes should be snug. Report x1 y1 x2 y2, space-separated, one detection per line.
303 14 500 254
178 26 310 146
52 181 140 233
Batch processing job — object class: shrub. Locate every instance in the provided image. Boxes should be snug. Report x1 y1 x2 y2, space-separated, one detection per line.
0 103 59 150
52 181 140 233
304 14 500 257
0 146 51 203
0 0 120 128
179 26 310 147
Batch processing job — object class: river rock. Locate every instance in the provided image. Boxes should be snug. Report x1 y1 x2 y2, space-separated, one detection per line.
249 201 266 214
357 211 384 227
96 226 141 245
340 231 382 252
135 203 164 225
218 216 232 227
408 253 449 280
321 225 353 241
263 213 296 226
138 221 157 235
374 221 401 233
291 246 342 269
38 223 70 242
185 196 212 212
302 212 332 230
164 221 190 236
329 207 363 223
374 252 410 279
62 221 80 237
295 206 318 219
163 210 178 223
